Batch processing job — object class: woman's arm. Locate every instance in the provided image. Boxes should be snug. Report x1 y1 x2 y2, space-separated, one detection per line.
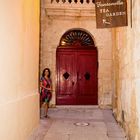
40 81 52 91
40 81 47 89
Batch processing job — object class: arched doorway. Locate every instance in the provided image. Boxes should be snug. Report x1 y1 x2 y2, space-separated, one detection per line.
56 29 98 105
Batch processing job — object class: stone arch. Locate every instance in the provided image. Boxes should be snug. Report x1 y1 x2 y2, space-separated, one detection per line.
59 28 96 47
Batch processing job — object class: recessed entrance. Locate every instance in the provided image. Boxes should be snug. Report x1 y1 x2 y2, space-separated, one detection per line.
56 29 98 105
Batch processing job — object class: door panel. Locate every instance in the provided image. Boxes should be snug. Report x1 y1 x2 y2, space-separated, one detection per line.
77 50 98 105
57 50 77 105
56 49 98 105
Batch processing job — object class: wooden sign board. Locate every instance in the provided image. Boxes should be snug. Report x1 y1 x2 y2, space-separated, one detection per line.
95 0 128 28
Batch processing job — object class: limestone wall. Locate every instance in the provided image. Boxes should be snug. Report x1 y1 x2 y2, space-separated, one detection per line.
112 0 140 139
40 0 113 107
0 1 40 140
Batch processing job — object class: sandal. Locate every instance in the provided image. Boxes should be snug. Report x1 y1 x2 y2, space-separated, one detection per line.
44 115 50 118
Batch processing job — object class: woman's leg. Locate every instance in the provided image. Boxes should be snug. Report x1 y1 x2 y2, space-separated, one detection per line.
40 102 46 118
44 93 51 117
44 103 49 117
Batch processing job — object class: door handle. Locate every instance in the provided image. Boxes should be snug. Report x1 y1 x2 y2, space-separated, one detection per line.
77 72 81 80
72 81 75 86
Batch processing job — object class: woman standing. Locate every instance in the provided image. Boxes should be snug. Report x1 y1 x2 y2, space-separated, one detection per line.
40 68 52 118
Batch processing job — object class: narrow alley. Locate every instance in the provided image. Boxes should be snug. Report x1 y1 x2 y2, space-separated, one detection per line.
1 1 140 140
29 107 126 140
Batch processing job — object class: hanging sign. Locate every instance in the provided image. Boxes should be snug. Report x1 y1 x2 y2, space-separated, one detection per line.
95 0 128 28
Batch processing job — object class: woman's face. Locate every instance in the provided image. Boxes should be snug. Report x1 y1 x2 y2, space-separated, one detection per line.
45 69 49 76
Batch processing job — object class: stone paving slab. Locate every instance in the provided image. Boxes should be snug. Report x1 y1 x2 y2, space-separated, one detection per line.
109 138 127 140
29 106 127 140
28 118 52 140
68 133 109 140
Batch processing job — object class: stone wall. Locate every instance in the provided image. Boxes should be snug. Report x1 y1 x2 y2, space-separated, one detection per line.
112 0 140 139
41 0 113 107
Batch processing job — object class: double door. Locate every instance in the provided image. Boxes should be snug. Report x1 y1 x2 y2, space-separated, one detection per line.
56 48 98 105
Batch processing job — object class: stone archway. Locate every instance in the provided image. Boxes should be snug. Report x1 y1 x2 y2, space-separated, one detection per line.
56 29 98 105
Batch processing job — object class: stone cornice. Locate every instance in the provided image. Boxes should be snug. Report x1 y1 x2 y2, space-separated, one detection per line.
42 3 96 17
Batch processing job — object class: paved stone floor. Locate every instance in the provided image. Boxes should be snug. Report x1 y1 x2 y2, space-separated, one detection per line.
29 106 127 140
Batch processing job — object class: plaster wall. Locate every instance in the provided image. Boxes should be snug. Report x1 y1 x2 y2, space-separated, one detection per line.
0 1 40 140
41 1 113 107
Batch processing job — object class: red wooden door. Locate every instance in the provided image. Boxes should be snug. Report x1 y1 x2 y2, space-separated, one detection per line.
56 49 77 105
56 48 98 105
76 50 98 105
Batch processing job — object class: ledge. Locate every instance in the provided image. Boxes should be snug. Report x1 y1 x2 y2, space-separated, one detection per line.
44 7 95 17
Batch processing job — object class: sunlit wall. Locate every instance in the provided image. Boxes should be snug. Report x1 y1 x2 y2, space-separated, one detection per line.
0 0 40 140
112 0 140 139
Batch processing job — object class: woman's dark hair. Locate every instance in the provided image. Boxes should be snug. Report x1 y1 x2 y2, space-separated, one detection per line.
42 68 51 78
